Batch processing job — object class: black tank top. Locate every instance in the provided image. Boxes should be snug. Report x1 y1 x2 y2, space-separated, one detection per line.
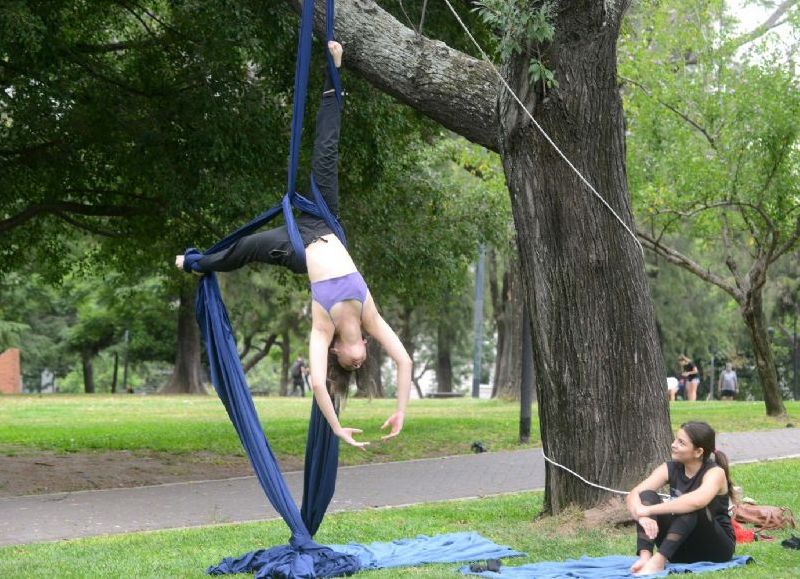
667 461 734 541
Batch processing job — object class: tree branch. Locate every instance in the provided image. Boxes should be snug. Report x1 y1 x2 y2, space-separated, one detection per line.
285 0 500 151
718 0 798 55
771 216 800 264
0 201 149 234
243 334 279 373
620 75 716 149
637 229 741 302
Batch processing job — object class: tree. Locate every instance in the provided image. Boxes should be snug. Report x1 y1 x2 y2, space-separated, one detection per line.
621 0 800 416
292 0 672 512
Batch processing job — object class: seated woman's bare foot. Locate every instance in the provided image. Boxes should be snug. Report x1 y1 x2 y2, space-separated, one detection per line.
634 554 666 576
328 41 342 68
630 552 651 573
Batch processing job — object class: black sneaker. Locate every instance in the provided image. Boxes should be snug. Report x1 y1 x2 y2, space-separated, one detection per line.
781 535 800 550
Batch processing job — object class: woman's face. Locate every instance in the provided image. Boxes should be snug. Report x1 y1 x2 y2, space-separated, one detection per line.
334 339 367 371
670 428 704 464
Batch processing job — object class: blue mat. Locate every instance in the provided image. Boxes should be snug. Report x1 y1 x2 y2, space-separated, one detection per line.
460 554 754 577
329 531 525 570
209 532 523 577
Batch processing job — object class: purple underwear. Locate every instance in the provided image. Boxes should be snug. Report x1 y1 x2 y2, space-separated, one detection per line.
310 272 368 314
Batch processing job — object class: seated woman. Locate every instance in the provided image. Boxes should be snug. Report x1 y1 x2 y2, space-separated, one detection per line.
176 42 411 449
626 421 735 575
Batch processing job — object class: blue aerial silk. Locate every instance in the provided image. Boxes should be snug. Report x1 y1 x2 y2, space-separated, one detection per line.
186 1 359 577
185 2 526 577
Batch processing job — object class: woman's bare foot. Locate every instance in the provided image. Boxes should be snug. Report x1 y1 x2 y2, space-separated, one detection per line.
630 552 651 573
634 553 667 576
328 41 342 68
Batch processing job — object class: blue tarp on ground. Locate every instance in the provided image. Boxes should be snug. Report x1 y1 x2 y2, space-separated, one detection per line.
329 532 525 570
460 554 754 578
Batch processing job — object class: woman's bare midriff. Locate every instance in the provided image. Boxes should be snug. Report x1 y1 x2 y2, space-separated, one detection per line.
305 233 359 282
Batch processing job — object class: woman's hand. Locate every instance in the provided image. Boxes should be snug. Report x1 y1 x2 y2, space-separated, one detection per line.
335 427 369 449
175 255 185 270
634 504 653 519
637 516 659 540
380 411 404 440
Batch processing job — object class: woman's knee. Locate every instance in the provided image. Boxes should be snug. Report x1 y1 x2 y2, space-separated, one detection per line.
639 490 662 506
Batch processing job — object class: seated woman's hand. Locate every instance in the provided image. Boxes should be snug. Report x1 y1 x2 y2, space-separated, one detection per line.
335 427 369 449
637 516 659 540
381 411 405 440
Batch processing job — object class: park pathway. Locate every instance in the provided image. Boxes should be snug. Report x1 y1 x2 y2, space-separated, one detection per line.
1 428 799 546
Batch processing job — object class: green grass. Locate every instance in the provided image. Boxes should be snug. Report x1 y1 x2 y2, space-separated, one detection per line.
1 459 798 578
0 396 798 465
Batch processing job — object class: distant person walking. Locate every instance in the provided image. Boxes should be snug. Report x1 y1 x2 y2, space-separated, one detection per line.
290 356 308 397
718 363 738 401
679 355 700 402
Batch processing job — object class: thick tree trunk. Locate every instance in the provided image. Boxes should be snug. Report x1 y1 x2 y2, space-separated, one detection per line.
436 314 454 393
742 292 787 416
161 281 207 394
499 3 671 512
398 305 424 398
298 0 671 511
355 337 384 397
493 253 525 400
82 349 95 394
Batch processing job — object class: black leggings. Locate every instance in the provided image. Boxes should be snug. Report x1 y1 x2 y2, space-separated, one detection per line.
196 73 342 275
636 491 735 563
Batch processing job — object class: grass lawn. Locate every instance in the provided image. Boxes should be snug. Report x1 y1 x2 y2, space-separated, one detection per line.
1 459 798 578
1 396 798 465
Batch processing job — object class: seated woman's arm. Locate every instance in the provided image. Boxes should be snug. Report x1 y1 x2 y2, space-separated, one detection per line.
638 467 726 517
626 463 669 518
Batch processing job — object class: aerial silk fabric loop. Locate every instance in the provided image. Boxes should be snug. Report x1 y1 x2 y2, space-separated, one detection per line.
189 1 360 576
196 273 360 578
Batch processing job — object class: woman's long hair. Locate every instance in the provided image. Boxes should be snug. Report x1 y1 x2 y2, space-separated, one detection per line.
681 421 735 501
326 349 353 404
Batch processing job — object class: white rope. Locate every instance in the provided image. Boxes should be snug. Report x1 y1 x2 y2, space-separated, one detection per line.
543 453 671 499
441 0 644 256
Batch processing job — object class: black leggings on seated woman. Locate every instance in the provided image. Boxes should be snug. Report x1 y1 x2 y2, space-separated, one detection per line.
636 490 735 563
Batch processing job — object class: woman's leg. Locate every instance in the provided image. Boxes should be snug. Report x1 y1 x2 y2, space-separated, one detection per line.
194 226 305 274
310 67 342 216
665 507 735 564
686 379 698 401
632 491 671 573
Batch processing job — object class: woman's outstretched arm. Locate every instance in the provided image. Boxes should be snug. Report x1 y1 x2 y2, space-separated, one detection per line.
308 306 368 449
361 297 412 438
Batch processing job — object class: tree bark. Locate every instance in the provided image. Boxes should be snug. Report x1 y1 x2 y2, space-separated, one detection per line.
161 281 208 394
742 292 786 416
111 352 118 394
355 337 384 397
436 316 454 393
296 0 671 510
82 349 95 394
493 251 525 400
498 2 671 512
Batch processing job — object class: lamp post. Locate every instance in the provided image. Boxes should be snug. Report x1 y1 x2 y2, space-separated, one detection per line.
471 245 485 399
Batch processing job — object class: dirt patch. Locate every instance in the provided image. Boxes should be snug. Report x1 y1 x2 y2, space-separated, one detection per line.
0 449 305 498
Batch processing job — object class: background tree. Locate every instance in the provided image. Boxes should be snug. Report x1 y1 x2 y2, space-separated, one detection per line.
621 0 800 416
303 0 672 512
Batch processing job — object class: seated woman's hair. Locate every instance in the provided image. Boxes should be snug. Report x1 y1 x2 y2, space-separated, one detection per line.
681 421 735 501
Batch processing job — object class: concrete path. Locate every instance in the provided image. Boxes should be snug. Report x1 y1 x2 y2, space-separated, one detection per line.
2 428 799 547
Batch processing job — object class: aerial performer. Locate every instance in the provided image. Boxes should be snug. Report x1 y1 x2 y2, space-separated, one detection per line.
176 41 411 449
626 421 735 575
